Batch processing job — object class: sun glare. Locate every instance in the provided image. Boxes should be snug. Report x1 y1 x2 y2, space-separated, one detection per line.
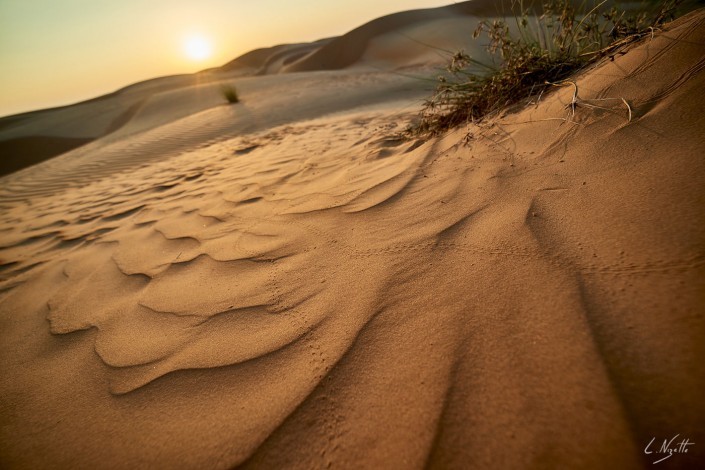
184 35 213 61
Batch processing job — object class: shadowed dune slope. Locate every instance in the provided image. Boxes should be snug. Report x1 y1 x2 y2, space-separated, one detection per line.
0 6 704 470
215 39 334 75
0 136 92 177
217 0 504 74
280 2 484 72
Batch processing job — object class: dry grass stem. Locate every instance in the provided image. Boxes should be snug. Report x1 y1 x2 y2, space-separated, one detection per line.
407 0 683 137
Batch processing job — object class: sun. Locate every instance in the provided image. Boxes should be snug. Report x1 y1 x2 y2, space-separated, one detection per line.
183 35 213 61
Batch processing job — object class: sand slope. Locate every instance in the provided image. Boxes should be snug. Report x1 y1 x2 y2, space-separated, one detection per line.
1 5 704 470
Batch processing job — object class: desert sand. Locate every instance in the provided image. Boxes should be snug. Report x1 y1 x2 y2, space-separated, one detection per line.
1 1 704 468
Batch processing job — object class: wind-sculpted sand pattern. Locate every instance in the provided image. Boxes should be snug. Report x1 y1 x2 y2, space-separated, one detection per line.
1 11 705 469
0 70 427 203
0 113 418 386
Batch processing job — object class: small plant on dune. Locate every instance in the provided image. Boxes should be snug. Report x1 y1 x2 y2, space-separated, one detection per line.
410 0 684 136
222 85 239 104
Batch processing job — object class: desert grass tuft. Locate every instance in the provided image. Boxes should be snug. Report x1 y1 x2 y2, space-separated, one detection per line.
409 0 684 137
222 85 239 104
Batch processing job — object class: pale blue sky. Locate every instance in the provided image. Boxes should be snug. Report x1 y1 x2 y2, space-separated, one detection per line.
0 0 455 117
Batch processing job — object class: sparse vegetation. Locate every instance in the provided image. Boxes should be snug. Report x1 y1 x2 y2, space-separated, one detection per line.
222 85 239 104
410 0 684 137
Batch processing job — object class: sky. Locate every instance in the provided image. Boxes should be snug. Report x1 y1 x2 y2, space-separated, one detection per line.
0 0 454 117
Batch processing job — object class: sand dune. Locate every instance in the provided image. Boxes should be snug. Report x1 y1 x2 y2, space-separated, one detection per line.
1 3 704 470
219 0 504 74
280 3 482 72
0 0 490 175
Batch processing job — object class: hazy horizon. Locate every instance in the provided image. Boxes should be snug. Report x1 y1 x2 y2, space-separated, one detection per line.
0 0 454 118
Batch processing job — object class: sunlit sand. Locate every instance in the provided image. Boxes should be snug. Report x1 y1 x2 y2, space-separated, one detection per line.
0 1 704 468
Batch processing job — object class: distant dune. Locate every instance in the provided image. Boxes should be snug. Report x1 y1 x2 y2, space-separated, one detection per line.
0 2 704 469
0 0 495 177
